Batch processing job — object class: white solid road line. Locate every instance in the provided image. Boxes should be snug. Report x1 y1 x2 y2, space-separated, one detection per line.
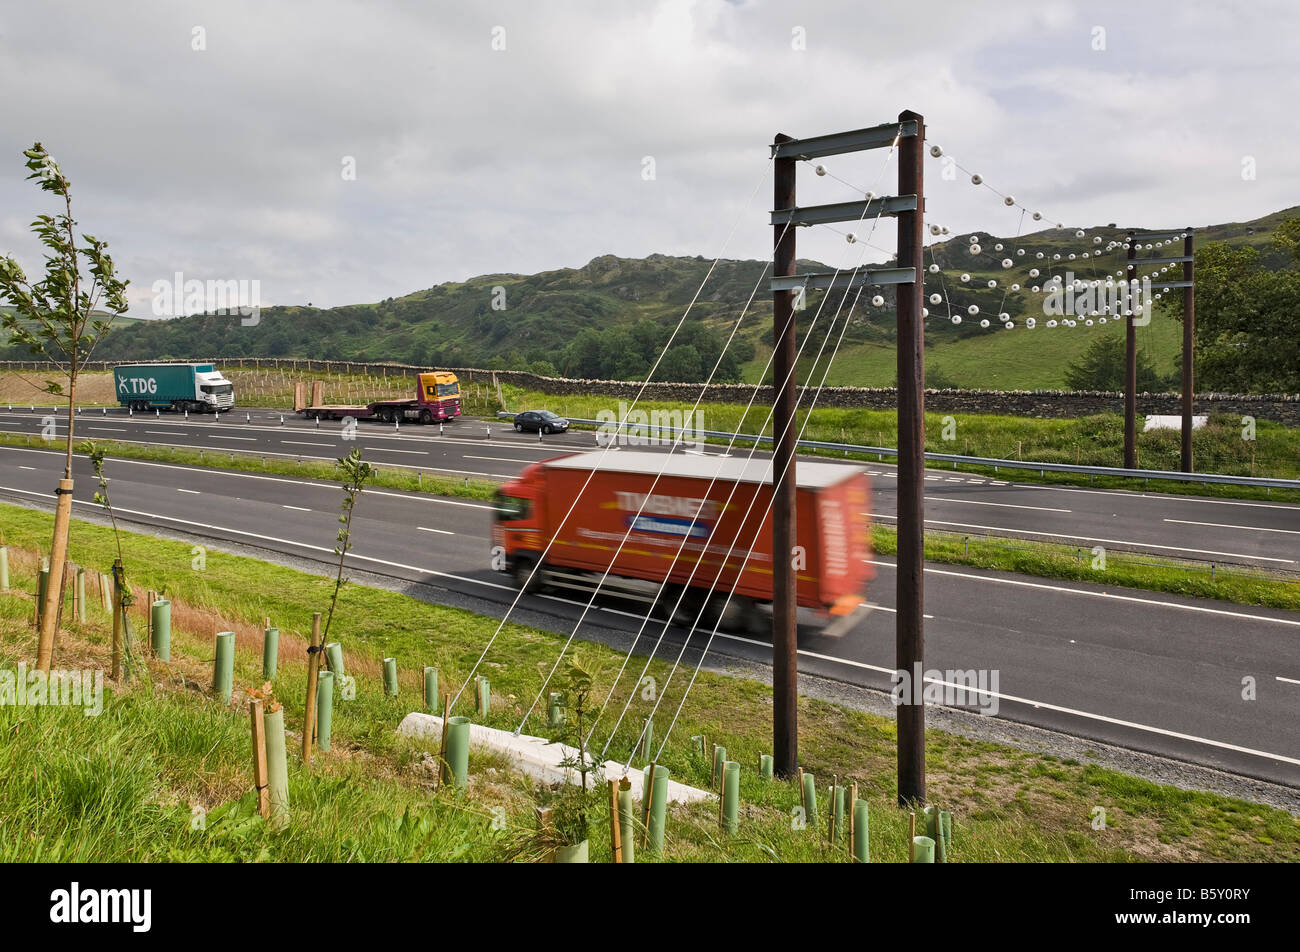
1276 675 1300 686
871 513 1295 564
370 447 429 456
924 496 1070 513
418 526 455 535
1164 518 1300 536
18 465 34 470
465 455 542 464
177 488 200 495
865 557 1300 627
282 505 311 511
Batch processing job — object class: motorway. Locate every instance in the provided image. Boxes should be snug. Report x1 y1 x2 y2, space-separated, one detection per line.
2 428 1299 788
2 407 1299 569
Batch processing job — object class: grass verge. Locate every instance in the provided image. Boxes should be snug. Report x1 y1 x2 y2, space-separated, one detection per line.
1 507 1297 862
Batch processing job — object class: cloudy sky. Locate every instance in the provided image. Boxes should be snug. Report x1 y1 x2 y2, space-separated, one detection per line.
1 0 1295 317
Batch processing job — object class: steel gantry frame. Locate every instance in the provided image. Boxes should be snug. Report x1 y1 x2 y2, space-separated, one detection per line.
769 111 927 806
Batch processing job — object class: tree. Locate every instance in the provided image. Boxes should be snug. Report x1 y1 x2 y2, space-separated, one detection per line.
0 144 129 672
1162 219 1300 393
1063 334 1166 392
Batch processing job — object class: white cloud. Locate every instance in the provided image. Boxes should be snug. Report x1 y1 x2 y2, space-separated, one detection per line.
0 0 1295 317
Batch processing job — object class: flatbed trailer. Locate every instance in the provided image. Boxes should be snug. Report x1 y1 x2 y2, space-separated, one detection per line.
300 370 461 424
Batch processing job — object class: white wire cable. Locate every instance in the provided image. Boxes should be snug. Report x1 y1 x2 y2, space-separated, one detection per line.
644 257 881 768
511 220 796 735
608 154 902 767
583 135 906 751
449 154 774 713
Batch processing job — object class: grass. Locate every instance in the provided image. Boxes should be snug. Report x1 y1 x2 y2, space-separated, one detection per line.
1 508 1298 862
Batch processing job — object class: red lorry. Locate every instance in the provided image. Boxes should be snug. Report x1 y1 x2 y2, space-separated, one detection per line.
491 450 873 631
300 370 461 424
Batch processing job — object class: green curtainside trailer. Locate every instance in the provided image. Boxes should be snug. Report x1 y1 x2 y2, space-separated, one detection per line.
112 362 235 413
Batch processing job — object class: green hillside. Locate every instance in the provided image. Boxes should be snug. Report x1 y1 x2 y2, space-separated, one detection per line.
8 206 1297 391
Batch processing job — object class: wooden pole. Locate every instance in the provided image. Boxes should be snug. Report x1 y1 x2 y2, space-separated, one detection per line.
609 779 623 864
771 131 799 779
111 570 122 681
250 698 270 818
848 782 858 859
640 762 657 851
302 611 322 764
1124 232 1138 469
1180 227 1195 473
895 109 927 807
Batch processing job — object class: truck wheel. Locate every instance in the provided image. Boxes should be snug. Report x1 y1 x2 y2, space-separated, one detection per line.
420 410 433 425
512 557 540 593
380 408 393 423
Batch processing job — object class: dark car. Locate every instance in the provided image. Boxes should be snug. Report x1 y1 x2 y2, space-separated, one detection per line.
513 410 570 434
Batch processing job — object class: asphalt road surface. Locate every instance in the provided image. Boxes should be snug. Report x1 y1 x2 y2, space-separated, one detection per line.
2 440 1298 787
3 406 1298 570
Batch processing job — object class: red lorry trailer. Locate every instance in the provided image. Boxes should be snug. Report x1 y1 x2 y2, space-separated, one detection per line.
300 371 461 425
492 450 873 628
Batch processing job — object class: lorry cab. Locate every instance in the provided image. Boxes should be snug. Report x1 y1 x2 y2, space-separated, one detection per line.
492 462 549 588
195 368 235 411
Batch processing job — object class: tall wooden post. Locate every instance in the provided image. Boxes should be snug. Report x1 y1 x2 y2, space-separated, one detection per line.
35 479 74 673
1124 233 1138 469
771 132 799 779
895 110 926 807
1180 228 1195 473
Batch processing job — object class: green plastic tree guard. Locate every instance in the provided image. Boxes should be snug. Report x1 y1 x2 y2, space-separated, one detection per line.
832 786 847 842
75 569 85 622
315 670 335 752
477 677 490 716
444 715 471 788
262 626 279 680
939 810 952 863
712 745 727 786
547 692 565 728
424 666 439 712
722 761 741 834
912 835 936 863
214 631 235 703
642 764 670 853
617 781 636 864
853 798 870 863
554 840 589 863
759 753 774 779
151 599 171 661
0 545 8 590
801 772 818 829
641 717 654 762
264 707 290 830
324 641 345 679
383 657 398 696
